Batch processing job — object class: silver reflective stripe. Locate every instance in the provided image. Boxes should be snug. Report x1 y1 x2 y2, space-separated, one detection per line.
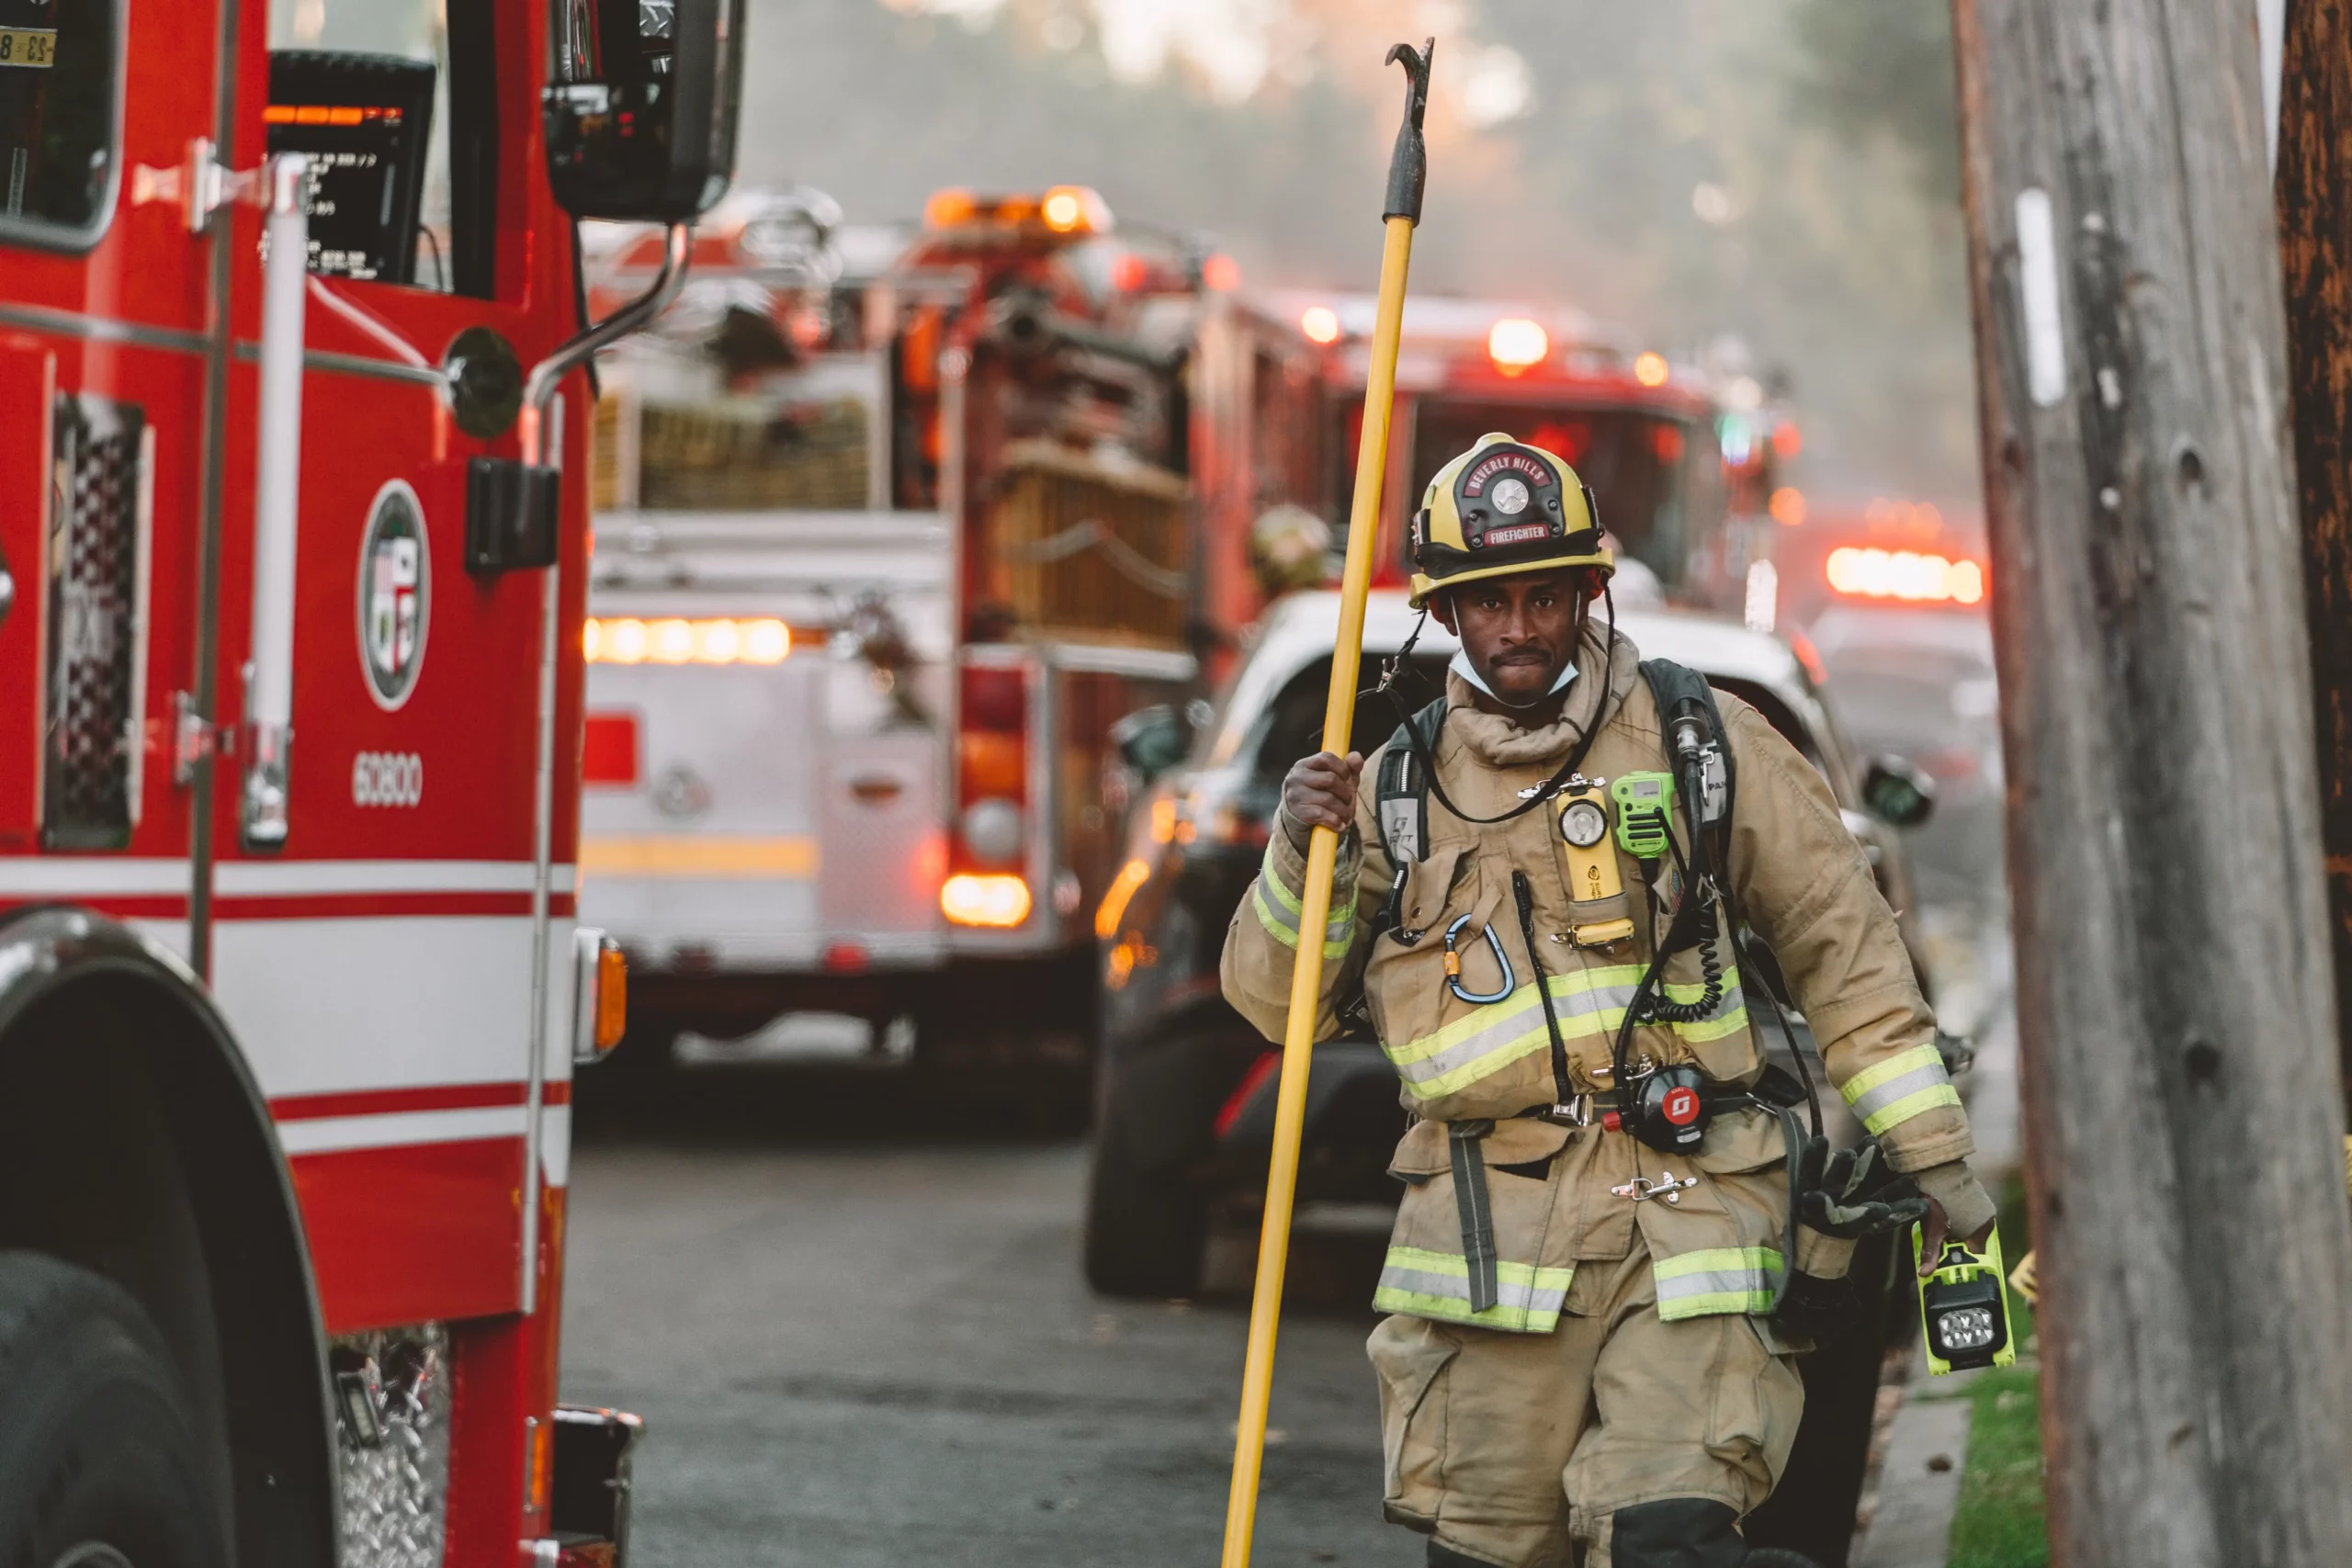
1840 1044 1962 1136
1249 840 1356 956
1374 1245 1574 1332
1387 975 1640 1097
1652 1247 1784 1320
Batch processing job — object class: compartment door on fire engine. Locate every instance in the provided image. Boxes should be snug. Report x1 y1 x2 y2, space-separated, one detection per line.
0 0 215 953
204 0 564 1334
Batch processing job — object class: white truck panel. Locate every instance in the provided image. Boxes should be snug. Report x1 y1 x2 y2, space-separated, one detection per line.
582 509 956 973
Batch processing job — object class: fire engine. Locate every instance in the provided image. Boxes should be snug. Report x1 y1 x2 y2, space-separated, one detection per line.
1253 289 1794 615
0 0 740 1562
575 186 1317 1097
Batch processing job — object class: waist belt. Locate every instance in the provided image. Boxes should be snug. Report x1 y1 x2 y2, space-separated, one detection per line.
1513 1088 1767 1129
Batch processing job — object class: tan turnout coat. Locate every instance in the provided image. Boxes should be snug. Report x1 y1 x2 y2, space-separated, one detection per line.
1220 624 1975 1334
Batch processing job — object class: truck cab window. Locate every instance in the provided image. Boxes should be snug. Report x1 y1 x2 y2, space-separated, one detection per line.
0 0 121 246
265 0 497 296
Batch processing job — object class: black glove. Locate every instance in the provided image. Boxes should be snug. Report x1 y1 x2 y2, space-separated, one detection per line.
1793 1136 1928 1239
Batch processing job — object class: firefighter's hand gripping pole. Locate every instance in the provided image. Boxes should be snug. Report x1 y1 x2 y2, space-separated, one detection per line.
1220 38 1431 1568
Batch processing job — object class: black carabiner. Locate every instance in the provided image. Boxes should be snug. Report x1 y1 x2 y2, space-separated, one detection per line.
1442 914 1516 1004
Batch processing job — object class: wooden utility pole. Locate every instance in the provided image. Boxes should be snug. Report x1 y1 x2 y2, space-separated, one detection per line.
1949 3 2352 1563
2280 0 2352 1114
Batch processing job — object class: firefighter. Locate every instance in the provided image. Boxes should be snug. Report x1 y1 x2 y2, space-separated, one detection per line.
1220 433 1996 1568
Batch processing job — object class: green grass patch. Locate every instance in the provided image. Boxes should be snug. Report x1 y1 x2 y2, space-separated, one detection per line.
1942 1172 2048 1568
1944 1365 2047 1568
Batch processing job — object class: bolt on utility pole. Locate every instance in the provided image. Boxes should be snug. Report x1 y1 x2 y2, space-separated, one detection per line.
1949 2 2352 1563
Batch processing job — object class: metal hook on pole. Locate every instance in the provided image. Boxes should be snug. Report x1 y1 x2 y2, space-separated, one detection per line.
1219 35 1433 1568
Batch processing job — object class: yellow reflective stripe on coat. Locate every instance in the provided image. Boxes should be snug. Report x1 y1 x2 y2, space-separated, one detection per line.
1381 969 1747 1102
1384 968 1645 1100
1840 1043 1961 1135
1373 1245 1575 1333
1249 844 1355 958
1652 1247 1784 1320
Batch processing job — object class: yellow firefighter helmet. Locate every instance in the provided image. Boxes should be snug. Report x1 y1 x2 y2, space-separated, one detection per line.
1406 432 1614 609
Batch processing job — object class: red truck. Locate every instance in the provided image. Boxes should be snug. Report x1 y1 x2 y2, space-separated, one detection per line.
0 0 741 1562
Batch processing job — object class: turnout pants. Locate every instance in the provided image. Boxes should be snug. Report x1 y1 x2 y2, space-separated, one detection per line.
1367 1234 1805 1568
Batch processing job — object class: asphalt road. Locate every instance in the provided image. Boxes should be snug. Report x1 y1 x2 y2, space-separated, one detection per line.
560 1067 1419 1568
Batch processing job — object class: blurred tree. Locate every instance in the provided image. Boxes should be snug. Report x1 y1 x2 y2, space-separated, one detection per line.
1784 0 1963 204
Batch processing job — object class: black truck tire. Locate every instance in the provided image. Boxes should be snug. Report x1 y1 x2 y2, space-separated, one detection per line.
0 1251 230 1568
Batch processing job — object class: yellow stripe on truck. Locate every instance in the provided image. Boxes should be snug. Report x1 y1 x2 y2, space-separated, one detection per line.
578 835 820 878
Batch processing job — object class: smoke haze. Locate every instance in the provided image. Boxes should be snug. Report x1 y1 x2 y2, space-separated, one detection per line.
738 0 1978 511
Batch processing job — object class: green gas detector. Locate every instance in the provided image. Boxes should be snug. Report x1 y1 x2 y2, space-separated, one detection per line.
1611 772 1675 860
1912 1226 2018 1375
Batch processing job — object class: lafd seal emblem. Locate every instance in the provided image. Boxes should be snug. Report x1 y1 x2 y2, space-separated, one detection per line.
356 480 430 710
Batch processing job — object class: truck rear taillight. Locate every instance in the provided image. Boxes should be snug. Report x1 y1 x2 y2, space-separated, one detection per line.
959 664 1027 737
956 662 1030 879
941 873 1032 929
957 735 1025 802
582 711 640 787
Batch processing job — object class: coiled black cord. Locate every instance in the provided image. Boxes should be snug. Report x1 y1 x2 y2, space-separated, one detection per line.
1610 726 1724 1112
1637 923 1724 1023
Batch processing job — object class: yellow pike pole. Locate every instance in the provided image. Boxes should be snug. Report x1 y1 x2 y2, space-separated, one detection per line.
1220 37 1432 1568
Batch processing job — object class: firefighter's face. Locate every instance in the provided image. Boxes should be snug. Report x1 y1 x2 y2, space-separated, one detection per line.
1434 570 1584 705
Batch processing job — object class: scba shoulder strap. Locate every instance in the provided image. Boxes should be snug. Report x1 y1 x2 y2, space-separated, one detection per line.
1370 694 1447 942
1636 657 1736 846
1374 695 1447 864
1634 656 1827 1156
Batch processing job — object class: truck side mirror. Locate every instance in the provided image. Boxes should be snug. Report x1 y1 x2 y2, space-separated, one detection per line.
1860 755 1937 829
544 0 745 222
1112 705 1192 784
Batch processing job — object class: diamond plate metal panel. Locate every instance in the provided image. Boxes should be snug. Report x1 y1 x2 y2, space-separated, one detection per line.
331 1323 450 1568
42 390 145 850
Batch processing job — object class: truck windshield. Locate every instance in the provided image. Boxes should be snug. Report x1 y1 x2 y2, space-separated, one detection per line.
0 0 118 243
1409 400 1691 589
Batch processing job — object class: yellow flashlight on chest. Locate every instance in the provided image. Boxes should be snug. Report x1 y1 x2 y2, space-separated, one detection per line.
1558 782 1636 946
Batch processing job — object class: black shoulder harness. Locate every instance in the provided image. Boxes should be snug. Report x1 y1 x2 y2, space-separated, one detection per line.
1369 695 1447 943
